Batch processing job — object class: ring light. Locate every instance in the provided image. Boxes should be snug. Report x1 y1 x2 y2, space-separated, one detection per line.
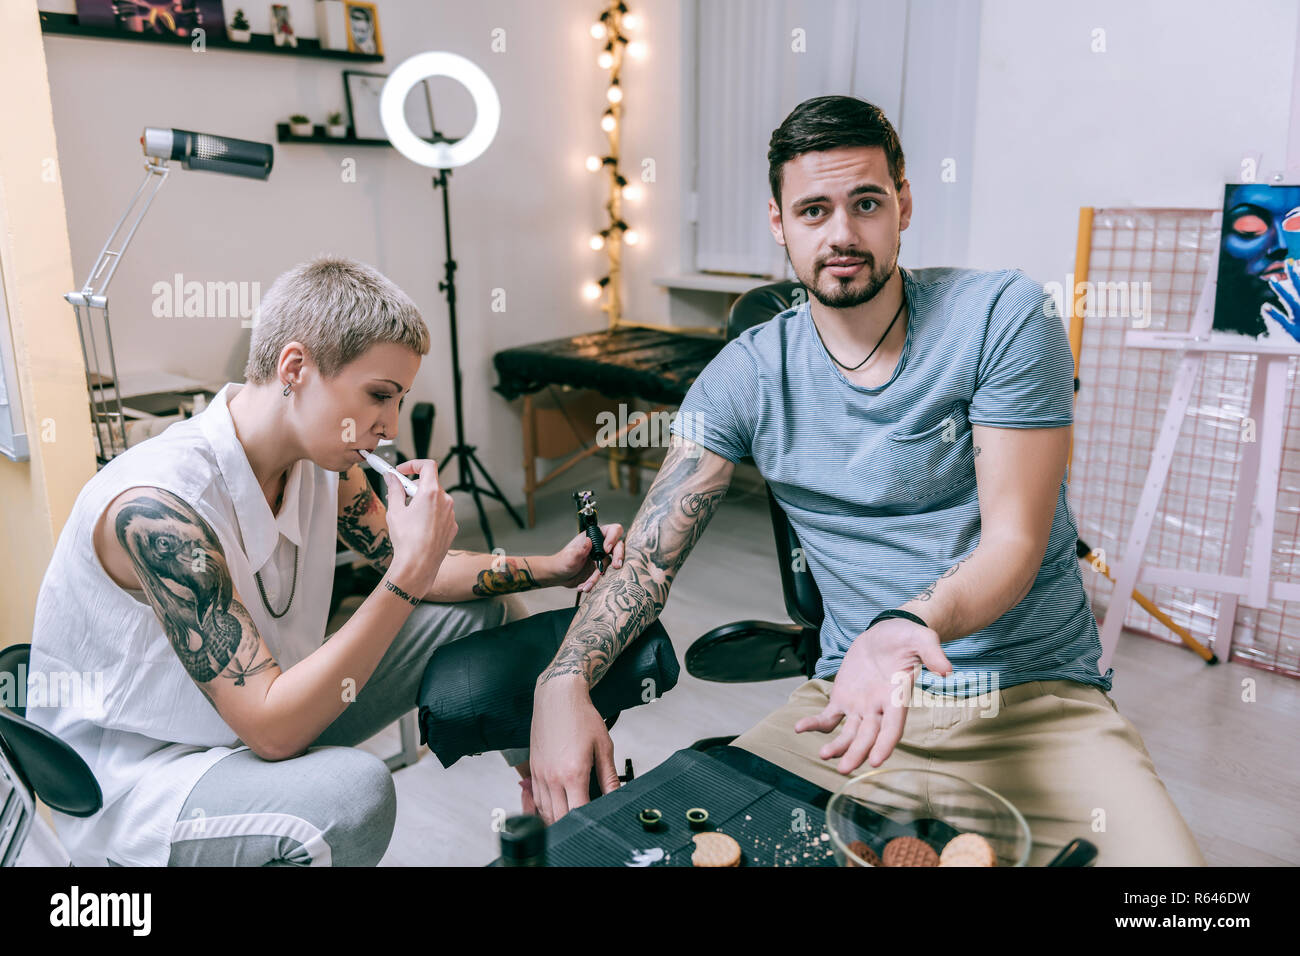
380 52 500 168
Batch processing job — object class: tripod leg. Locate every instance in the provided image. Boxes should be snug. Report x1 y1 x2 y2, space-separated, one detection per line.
467 448 526 529
467 480 494 552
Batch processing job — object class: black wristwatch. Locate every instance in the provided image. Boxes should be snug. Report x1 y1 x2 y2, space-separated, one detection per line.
868 608 929 631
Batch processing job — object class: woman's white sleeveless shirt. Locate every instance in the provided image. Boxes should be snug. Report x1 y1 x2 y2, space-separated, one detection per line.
26 383 340 865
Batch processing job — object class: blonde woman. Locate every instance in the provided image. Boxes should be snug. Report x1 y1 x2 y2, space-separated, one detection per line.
27 256 623 866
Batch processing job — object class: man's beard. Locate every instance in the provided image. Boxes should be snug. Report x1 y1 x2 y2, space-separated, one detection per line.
794 237 899 309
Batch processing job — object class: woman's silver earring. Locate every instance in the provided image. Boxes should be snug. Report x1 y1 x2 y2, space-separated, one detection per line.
283 382 292 396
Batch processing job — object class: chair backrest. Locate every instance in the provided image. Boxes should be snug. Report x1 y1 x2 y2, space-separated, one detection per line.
726 280 804 342
0 644 103 819
724 282 826 633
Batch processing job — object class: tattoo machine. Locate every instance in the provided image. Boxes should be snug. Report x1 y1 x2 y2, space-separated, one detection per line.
573 490 609 573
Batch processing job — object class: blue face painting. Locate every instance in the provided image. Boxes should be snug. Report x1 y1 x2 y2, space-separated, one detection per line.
1221 184 1300 280
1215 183 1300 341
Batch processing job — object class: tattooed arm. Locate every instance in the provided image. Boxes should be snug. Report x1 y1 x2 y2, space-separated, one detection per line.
895 423 1071 641
529 436 734 823
337 463 623 600
98 486 429 760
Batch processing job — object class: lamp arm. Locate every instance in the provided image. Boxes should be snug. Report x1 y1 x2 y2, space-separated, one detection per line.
65 158 170 308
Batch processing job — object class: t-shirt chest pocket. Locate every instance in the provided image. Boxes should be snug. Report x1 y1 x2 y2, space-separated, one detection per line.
886 401 977 503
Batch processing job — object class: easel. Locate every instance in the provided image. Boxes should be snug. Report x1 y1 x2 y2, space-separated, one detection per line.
1097 217 1300 675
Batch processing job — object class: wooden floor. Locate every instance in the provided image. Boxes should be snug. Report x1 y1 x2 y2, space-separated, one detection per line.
341 454 1300 868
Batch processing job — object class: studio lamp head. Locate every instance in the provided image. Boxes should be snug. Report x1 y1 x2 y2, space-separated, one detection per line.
141 127 274 180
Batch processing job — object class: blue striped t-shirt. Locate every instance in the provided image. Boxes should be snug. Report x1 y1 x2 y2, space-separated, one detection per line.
669 266 1112 694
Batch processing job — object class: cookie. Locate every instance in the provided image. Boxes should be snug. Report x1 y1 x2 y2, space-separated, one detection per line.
691 831 742 867
939 832 997 867
882 835 939 867
845 840 882 867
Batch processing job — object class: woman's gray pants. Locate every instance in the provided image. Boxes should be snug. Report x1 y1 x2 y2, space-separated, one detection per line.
160 594 527 866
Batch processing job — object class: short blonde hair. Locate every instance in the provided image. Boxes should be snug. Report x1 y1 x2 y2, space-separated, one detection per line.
243 255 430 384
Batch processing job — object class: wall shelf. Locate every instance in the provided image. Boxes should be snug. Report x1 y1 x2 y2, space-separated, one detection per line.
276 123 390 146
39 11 383 63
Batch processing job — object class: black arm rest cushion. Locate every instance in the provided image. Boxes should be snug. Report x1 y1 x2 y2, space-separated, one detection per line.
416 606 679 768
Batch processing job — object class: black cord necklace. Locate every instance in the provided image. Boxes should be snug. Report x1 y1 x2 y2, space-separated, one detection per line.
811 295 907 372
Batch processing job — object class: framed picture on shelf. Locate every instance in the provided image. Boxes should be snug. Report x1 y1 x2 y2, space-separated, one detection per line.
75 0 229 40
270 3 296 47
344 0 382 57
344 71 437 142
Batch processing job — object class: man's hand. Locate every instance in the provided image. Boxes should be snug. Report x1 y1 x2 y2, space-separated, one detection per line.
551 523 625 592
795 618 952 775
528 674 620 824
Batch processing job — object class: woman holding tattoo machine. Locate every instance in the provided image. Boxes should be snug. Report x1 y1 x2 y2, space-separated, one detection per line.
26 256 624 866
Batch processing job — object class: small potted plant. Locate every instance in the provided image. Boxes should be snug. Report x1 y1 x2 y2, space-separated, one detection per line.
326 111 348 138
288 114 313 137
228 9 252 42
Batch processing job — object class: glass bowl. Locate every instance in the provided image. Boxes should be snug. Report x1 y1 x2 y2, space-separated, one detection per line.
826 768 1032 867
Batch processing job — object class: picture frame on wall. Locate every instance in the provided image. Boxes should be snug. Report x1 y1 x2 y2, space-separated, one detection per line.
344 71 437 143
343 0 382 57
75 0 229 40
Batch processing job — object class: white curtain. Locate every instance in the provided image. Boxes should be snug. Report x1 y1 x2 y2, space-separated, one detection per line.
691 0 978 276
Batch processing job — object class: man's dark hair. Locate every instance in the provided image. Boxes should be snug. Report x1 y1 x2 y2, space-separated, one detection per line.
767 95 905 209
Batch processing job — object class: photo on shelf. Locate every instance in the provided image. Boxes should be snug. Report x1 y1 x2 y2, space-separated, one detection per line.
1215 182 1300 347
344 0 382 57
75 0 230 40
270 3 296 48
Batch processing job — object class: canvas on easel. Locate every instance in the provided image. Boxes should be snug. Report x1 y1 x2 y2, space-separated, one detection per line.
1215 183 1300 346
1097 201 1300 675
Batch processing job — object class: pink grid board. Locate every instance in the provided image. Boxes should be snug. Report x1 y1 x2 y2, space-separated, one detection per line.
1068 207 1300 678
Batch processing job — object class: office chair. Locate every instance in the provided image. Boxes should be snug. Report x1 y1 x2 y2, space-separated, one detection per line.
0 643 103 866
684 281 827 689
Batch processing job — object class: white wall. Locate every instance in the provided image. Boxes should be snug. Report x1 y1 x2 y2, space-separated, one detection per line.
38 0 683 512
36 0 1299 510
966 0 1298 283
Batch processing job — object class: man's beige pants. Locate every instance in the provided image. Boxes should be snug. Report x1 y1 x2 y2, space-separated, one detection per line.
730 677 1206 866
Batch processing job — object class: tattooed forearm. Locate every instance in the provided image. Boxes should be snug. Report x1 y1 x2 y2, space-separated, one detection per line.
543 576 661 686
912 558 967 603
471 556 539 596
540 436 733 687
115 489 265 686
338 479 394 573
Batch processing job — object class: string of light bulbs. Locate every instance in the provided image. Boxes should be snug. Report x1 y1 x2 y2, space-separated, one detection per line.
582 2 646 326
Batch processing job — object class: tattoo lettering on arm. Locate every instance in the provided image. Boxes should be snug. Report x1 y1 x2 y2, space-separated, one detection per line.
337 477 394 573
539 435 733 687
913 557 967 603
114 490 265 686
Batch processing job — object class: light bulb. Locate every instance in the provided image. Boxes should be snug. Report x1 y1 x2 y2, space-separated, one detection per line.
601 113 617 132
585 155 601 172
627 41 647 59
625 229 640 245
622 183 642 201
590 235 605 250
591 22 607 39
607 85 623 104
583 281 602 300
624 13 641 30
597 51 614 69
